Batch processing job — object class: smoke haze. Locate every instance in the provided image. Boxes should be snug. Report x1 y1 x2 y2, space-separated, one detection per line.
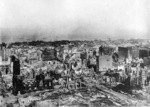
0 0 149 42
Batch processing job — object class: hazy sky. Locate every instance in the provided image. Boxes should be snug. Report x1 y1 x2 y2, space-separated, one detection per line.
0 0 149 42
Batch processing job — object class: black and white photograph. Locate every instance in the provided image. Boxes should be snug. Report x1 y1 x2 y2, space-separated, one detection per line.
0 0 150 107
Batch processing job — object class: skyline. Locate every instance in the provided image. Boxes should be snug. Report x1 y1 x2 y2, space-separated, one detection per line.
0 0 149 42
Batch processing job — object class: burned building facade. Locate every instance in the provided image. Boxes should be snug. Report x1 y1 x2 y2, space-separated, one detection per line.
97 46 115 72
118 47 132 62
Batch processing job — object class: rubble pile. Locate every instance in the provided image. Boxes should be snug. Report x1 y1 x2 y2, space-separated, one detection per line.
1 66 150 107
2 40 150 106
2 74 13 90
1 84 146 107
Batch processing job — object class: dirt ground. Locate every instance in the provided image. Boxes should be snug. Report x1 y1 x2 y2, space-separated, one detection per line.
1 84 150 107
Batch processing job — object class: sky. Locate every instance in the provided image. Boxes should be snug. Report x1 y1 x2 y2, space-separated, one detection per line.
0 0 149 42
